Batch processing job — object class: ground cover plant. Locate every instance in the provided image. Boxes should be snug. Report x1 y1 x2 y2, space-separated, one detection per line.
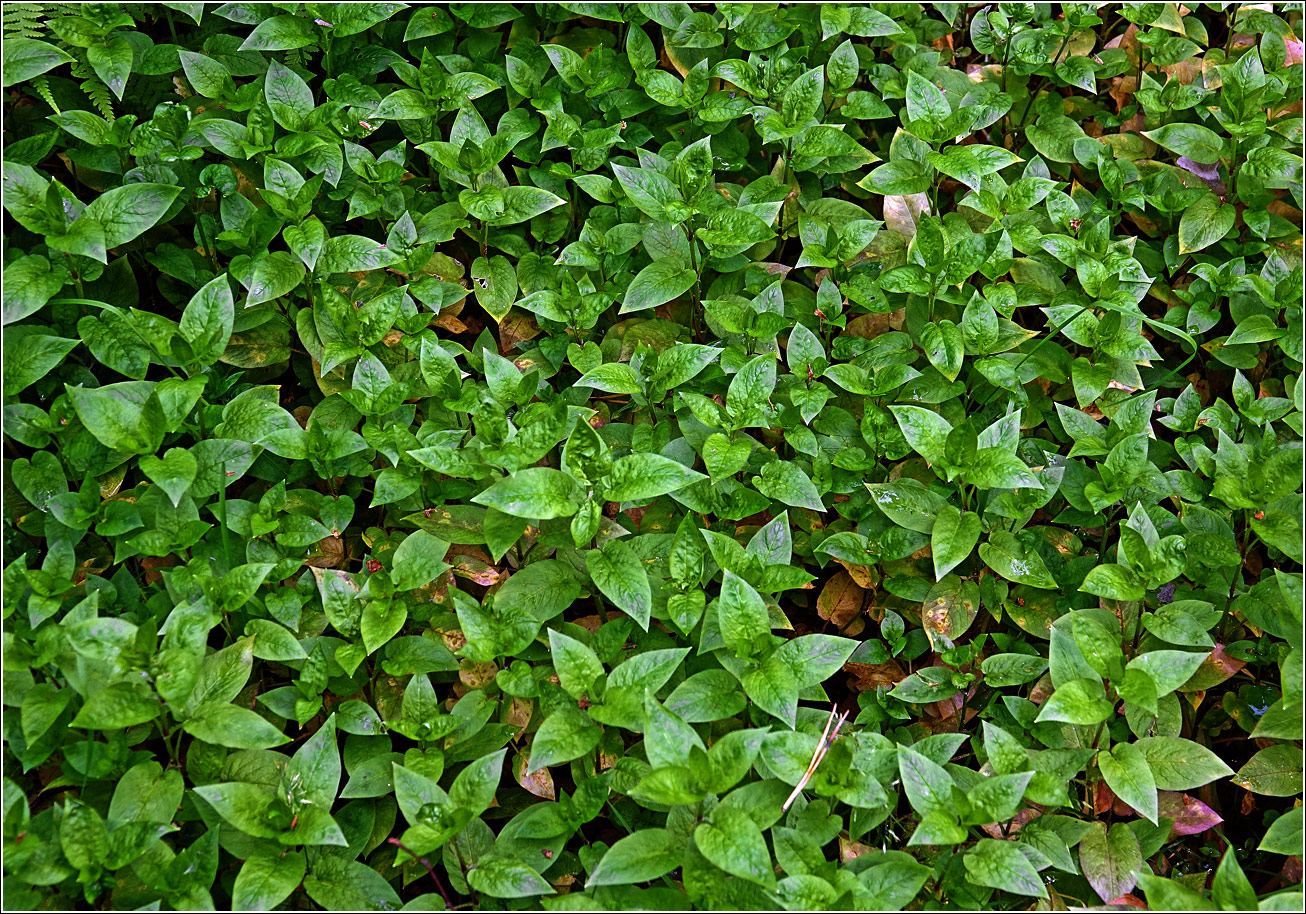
2 1 1304 910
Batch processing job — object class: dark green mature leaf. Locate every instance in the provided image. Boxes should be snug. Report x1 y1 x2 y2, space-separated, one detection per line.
587 538 652 629
622 260 697 313
587 828 682 886
717 570 769 656
3 38 73 86
962 839 1047 898
695 805 775 888
83 184 182 250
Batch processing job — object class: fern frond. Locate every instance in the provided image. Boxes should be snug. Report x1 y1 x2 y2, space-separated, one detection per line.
31 75 60 113
284 47 305 70
3 3 49 40
83 75 114 118
69 53 115 117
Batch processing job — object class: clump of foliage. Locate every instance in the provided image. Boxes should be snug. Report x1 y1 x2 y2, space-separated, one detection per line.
2 2 1303 910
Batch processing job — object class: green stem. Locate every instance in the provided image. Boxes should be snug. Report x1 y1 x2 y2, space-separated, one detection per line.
194 204 218 271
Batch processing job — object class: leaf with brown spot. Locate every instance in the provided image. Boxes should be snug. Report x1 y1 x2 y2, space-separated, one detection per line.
459 660 498 689
505 697 533 731
515 752 555 799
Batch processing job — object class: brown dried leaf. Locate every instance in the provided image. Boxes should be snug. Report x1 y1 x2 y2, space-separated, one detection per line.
845 660 906 692
845 308 906 340
435 313 469 334
839 836 872 862
303 535 346 569
817 571 866 627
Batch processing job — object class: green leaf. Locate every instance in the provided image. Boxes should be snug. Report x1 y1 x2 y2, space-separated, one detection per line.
247 251 306 306
1036 678 1113 725
1179 192 1236 254
740 654 799 727
898 746 956 817
548 628 604 699
1137 873 1212 910
931 504 981 579
1212 846 1257 911
82 184 182 249
962 839 1047 898
603 453 706 502
467 855 556 898
728 353 777 417
4 254 67 325
183 702 291 749
61 800 108 869
264 59 313 131
695 805 776 888
905 71 950 124
622 259 697 314
178 49 234 97
782 67 825 126
240 15 318 51
890 405 952 466
921 320 964 381
866 478 947 533
612 164 682 221
233 852 307 912
288 715 340 809
3 328 79 397
303 857 401 908
1098 741 1158 824
70 682 160 729
472 255 517 322
586 537 652 629
753 461 825 512
138 447 197 507
473 468 585 519
979 531 1057 589
390 530 451 591
717 570 770 657
180 274 235 364
1135 737 1234 790
2 38 73 86
1142 123 1224 164
1260 806 1304 856
587 828 682 887
88 36 132 99
488 186 567 226
321 235 392 273
526 707 601 774
1232 744 1303 796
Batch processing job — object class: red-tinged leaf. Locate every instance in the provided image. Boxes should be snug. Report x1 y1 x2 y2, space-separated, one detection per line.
1108 894 1148 908
1159 791 1223 837
1179 643 1247 692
